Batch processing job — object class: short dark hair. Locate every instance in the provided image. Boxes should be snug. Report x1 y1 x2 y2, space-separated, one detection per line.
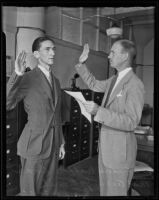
117 39 136 62
32 36 55 52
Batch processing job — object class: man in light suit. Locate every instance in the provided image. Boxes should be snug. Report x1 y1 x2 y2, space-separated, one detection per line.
7 36 65 196
75 39 145 196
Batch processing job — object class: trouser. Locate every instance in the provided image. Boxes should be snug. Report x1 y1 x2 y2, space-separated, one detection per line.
98 151 134 196
19 141 59 196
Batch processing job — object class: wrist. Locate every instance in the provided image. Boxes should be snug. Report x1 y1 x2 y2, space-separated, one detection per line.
61 144 65 147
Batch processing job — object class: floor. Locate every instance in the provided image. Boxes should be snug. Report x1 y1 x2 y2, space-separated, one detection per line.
56 155 141 197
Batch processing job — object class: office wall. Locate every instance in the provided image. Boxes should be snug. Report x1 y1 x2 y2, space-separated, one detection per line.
52 37 109 89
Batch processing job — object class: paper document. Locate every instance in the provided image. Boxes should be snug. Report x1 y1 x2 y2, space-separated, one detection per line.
64 90 91 122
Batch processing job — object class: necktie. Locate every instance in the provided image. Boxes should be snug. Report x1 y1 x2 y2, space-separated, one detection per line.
49 71 55 105
104 74 118 106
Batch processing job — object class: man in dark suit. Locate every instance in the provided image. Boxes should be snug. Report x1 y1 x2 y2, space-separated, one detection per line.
7 36 65 196
75 39 145 196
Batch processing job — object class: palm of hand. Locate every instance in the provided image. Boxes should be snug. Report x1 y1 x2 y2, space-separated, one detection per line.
15 50 27 73
79 43 89 63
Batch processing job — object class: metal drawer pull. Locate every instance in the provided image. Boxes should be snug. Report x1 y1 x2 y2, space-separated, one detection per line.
6 149 10 154
6 125 10 129
73 127 77 130
73 144 77 147
6 174 10 178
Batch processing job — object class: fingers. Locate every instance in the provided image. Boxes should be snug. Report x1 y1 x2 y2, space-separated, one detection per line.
15 50 27 73
84 43 89 53
79 43 90 63
59 151 65 160
18 50 27 64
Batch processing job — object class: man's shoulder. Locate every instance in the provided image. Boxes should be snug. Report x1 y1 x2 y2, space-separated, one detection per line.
130 71 144 89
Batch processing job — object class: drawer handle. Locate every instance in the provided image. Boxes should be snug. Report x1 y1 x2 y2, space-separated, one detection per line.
73 127 77 130
73 144 77 147
8 182 11 186
7 133 13 138
6 149 10 154
83 140 87 144
6 125 10 129
6 174 10 178
74 110 78 113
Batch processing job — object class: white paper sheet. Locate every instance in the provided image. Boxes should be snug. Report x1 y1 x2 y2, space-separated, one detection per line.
64 90 91 123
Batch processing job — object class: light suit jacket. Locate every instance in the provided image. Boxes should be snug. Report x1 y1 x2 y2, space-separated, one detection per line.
7 67 64 159
76 64 145 169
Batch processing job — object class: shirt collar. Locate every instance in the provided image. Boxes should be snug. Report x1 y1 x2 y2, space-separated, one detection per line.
118 67 132 80
38 64 51 77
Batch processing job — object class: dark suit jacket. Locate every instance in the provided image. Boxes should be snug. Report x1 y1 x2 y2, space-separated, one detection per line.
76 64 145 169
7 67 64 159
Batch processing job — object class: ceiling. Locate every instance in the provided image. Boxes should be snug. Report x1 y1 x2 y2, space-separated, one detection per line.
61 7 154 26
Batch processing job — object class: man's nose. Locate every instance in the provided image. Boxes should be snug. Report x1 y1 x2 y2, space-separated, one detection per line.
49 49 55 55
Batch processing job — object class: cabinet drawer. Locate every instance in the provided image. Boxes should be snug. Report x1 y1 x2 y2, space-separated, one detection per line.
7 109 18 120
69 141 80 151
80 130 90 138
71 108 81 119
6 143 19 167
82 90 92 100
6 165 19 191
92 137 99 156
93 92 104 105
6 120 18 143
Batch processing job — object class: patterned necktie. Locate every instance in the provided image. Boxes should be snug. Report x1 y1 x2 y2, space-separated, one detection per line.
104 74 118 107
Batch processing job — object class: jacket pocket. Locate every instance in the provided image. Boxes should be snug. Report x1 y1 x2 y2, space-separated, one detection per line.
27 129 43 156
112 134 126 162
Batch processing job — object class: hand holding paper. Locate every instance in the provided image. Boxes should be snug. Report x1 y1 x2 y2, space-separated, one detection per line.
64 90 92 122
83 101 99 116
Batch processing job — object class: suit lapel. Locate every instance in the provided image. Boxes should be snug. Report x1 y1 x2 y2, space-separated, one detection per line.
107 69 134 106
35 67 55 111
101 76 115 107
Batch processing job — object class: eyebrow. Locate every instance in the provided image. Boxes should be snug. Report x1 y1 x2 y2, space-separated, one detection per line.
45 47 56 50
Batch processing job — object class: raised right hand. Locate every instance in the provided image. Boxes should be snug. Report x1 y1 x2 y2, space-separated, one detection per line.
15 50 27 74
79 43 89 64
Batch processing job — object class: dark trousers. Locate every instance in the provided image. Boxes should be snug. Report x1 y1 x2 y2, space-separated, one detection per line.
19 140 59 196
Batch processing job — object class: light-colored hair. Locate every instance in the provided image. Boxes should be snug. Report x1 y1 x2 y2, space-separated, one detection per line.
116 39 136 63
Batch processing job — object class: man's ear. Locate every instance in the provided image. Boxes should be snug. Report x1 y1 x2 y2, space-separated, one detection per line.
33 51 40 59
123 52 129 61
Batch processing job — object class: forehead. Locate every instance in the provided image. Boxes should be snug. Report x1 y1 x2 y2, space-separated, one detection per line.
40 40 55 48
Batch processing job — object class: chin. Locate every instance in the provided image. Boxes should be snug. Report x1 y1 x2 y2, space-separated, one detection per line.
48 61 54 65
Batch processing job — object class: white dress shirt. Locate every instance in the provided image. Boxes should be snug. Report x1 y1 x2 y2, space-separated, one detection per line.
38 65 52 86
110 67 132 97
